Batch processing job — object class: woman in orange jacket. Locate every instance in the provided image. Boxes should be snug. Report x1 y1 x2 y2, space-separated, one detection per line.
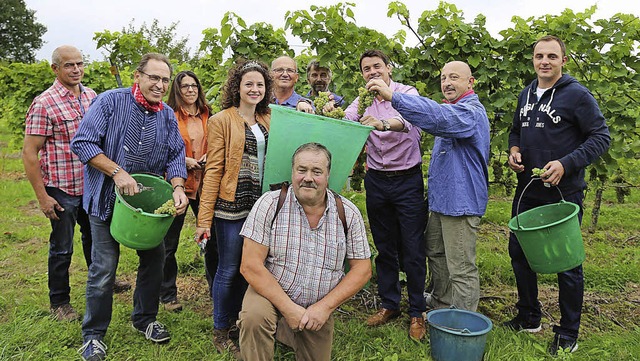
195 60 271 357
160 70 218 312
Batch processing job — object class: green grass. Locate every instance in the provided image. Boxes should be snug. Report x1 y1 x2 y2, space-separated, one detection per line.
1 132 639 360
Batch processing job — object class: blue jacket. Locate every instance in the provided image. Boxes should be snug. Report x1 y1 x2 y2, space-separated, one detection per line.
508 74 610 201
392 92 490 217
71 88 187 220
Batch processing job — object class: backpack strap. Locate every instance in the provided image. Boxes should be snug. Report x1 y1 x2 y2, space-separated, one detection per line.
270 183 348 238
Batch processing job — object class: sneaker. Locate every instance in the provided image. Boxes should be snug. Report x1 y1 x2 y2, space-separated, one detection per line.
502 315 542 333
51 303 80 322
213 328 242 360
136 321 171 343
549 333 578 355
113 279 132 293
162 299 183 313
78 339 107 361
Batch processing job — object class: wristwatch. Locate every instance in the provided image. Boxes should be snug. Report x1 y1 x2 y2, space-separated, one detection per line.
380 119 391 131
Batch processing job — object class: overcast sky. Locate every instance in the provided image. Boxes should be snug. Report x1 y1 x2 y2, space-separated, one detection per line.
24 0 640 62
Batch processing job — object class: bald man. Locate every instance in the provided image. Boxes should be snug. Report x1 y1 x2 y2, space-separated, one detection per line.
270 55 313 112
22 45 97 321
364 61 490 312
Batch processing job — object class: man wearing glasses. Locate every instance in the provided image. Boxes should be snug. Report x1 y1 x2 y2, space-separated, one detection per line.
23 45 96 323
72 53 188 361
271 55 314 113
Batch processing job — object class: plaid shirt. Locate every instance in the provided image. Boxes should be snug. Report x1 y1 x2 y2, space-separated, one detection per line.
25 79 97 196
240 187 370 307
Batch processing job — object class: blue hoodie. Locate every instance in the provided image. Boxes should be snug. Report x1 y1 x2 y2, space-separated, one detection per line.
509 74 610 201
392 92 490 217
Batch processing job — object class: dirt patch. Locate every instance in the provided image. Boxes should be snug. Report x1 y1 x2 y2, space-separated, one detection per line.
0 170 26 181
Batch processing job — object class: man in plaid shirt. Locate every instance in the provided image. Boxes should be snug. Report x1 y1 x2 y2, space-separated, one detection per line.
238 143 371 361
22 45 96 322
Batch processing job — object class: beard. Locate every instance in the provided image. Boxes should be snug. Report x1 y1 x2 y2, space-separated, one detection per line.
312 82 328 93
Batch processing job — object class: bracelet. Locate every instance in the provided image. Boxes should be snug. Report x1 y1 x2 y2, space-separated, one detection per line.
173 184 185 191
110 166 120 178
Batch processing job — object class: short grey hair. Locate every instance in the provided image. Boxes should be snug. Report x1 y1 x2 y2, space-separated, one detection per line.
137 53 173 77
291 142 332 171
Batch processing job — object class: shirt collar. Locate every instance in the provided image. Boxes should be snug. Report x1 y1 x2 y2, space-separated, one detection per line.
443 89 474 104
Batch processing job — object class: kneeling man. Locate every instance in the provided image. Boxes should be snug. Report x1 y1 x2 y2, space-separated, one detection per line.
239 142 371 361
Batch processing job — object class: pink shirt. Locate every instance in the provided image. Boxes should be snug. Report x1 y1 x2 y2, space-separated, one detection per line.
345 80 422 171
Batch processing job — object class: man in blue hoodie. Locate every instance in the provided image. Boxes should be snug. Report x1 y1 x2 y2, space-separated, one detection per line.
364 61 490 313
505 35 610 355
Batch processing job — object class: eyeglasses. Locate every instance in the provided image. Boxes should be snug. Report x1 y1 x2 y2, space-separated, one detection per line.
180 84 198 91
272 68 297 75
139 70 171 85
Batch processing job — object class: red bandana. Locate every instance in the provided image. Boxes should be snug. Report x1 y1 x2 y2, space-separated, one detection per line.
132 83 164 112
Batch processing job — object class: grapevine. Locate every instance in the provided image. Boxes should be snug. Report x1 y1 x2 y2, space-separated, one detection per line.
357 87 376 116
154 199 177 216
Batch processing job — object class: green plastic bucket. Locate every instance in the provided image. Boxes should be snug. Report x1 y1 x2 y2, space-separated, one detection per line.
427 308 493 361
110 174 174 250
262 104 373 193
508 179 585 274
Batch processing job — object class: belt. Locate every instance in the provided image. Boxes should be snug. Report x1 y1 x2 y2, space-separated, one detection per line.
367 164 422 177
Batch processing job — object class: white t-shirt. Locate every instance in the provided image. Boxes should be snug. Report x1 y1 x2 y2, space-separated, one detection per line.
250 123 266 181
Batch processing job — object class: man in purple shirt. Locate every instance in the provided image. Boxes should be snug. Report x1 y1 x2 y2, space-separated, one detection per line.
344 50 427 341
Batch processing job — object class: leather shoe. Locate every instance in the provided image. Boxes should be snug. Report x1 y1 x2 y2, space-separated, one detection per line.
409 316 426 341
366 308 401 326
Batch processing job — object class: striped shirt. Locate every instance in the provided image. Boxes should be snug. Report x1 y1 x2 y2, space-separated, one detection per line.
71 87 187 220
24 79 97 196
240 187 371 307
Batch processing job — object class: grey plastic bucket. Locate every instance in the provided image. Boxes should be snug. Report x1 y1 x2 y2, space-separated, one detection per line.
427 308 493 361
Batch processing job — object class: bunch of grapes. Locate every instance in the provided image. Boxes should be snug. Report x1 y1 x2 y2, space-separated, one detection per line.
531 167 545 177
313 91 331 113
324 107 345 119
357 87 376 116
313 92 345 119
154 199 176 216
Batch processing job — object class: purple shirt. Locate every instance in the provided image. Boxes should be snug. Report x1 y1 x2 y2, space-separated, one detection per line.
345 80 422 171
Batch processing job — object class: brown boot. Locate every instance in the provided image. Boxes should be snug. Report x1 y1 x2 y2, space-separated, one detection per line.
409 316 426 341
113 279 131 293
51 303 80 321
366 308 401 326
213 328 242 360
162 299 183 313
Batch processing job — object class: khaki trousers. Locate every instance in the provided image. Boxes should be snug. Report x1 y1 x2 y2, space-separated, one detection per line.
238 286 334 361
426 212 481 311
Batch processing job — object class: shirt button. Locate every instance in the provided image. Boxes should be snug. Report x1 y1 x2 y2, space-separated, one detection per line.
138 141 142 145
142 127 145 130
145 111 149 114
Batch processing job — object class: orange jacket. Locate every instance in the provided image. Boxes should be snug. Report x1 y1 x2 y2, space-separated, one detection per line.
175 106 210 199
197 107 270 228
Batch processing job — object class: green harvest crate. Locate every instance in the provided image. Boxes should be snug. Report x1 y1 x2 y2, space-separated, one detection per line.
262 104 373 193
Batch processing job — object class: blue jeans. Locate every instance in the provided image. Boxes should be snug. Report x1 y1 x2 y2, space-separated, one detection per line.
212 217 248 330
364 169 427 317
45 187 92 307
82 215 164 341
160 198 218 303
509 191 584 339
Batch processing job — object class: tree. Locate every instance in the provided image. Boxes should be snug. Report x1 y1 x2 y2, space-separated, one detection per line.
0 0 47 63
94 19 191 70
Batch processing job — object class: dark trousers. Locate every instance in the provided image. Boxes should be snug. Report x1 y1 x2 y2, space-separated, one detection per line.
82 215 164 340
160 198 218 302
46 187 92 307
508 191 584 339
365 168 427 317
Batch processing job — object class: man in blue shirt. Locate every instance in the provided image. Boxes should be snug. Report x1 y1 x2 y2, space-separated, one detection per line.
365 61 490 313
304 60 344 109
271 56 313 113
71 53 188 361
